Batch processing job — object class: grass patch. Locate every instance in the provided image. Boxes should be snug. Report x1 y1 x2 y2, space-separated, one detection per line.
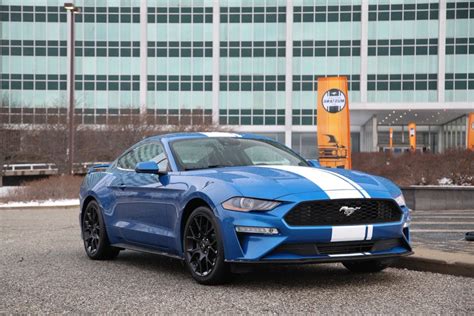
1 175 83 203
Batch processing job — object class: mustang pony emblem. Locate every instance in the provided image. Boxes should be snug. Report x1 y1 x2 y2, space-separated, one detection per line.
339 206 361 216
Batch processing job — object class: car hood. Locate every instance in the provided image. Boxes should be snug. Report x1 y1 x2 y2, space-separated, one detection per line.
188 165 395 200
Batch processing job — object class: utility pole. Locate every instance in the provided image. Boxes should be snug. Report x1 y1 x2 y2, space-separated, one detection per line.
64 3 80 175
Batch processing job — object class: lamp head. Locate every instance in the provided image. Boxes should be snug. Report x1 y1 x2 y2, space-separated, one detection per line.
63 2 75 10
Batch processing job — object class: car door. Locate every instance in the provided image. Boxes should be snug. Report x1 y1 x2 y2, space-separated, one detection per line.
112 142 186 251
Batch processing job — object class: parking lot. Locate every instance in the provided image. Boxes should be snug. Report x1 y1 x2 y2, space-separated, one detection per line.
1 207 472 314
410 209 474 255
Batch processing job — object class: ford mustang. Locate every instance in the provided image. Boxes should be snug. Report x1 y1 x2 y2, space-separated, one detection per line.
79 132 412 284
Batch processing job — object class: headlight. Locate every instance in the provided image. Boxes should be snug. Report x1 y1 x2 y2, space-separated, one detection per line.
394 194 406 207
222 197 280 212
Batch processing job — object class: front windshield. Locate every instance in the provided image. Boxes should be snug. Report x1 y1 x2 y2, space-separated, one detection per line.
170 137 309 171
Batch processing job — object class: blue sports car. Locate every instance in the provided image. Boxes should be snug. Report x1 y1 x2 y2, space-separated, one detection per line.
79 132 412 284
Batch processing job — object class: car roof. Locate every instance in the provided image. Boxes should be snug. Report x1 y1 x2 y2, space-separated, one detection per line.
144 132 274 143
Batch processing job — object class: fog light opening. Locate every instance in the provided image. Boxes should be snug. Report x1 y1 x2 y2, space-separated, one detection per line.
235 226 279 235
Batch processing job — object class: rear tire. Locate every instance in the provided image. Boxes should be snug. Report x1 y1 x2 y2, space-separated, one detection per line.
342 259 392 273
82 200 120 260
183 206 231 285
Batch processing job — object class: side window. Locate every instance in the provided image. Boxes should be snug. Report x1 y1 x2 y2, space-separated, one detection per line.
117 150 138 170
117 143 169 171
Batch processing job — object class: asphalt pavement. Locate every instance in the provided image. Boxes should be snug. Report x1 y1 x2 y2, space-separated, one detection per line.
410 209 474 255
1 207 473 314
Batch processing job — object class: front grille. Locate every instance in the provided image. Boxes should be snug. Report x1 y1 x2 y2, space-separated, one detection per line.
271 239 402 256
284 199 402 226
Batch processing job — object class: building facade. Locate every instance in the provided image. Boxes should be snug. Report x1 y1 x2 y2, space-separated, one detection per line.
1 0 473 158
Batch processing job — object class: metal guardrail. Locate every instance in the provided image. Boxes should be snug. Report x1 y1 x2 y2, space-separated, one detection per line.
2 162 109 176
3 163 58 176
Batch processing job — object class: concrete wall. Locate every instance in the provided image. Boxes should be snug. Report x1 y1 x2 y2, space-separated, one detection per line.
402 186 474 210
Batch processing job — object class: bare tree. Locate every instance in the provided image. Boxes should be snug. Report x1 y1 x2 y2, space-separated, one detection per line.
1 111 231 172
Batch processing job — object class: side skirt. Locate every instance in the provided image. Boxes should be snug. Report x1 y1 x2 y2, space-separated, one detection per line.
112 243 184 261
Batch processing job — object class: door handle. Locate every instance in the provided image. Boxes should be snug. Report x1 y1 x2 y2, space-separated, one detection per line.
119 184 126 190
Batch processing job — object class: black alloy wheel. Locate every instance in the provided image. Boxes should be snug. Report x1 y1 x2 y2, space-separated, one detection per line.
82 200 120 260
83 203 101 255
183 207 230 284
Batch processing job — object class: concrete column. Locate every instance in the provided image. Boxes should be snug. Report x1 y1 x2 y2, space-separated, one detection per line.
454 121 458 147
284 0 294 147
466 114 470 149
359 115 378 152
360 0 369 103
438 126 444 153
401 124 405 144
359 129 365 152
372 115 378 152
437 0 447 103
428 125 432 150
139 0 148 117
211 0 220 125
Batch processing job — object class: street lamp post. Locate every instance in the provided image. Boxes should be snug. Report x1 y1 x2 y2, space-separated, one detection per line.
64 3 80 175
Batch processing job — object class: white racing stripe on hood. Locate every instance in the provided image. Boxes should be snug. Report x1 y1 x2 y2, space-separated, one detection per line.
317 168 371 198
200 132 241 137
259 165 364 199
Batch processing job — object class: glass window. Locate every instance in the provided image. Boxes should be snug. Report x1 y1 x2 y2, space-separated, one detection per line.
117 142 168 171
170 138 308 171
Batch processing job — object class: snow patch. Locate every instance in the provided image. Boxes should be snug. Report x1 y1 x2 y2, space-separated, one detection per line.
0 199 80 208
0 186 17 198
437 177 453 186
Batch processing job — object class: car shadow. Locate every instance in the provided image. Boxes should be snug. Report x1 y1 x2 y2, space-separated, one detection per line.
109 250 403 289
230 264 400 289
112 250 186 275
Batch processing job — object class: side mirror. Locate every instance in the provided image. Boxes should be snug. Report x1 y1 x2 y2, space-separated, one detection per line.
135 161 161 174
307 159 321 168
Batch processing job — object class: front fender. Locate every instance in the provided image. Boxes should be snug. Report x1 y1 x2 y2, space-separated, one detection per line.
179 178 244 218
175 181 243 256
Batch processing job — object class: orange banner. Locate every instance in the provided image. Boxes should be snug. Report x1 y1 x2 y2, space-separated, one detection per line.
408 122 416 152
468 113 474 150
317 76 351 169
389 127 393 149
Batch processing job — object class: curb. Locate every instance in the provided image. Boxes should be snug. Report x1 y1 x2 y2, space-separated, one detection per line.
392 249 474 278
0 204 79 211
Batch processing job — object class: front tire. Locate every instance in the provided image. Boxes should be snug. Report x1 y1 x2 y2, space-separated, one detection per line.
342 259 392 273
183 206 230 285
82 200 120 260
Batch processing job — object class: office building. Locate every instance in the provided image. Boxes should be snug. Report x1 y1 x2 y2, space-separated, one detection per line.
1 0 473 157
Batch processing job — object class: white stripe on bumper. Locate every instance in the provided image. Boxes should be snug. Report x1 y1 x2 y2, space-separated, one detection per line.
331 225 366 242
328 253 367 258
366 225 373 240
331 224 375 242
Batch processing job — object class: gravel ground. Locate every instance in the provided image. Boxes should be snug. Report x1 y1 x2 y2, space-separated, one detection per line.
1 207 473 314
